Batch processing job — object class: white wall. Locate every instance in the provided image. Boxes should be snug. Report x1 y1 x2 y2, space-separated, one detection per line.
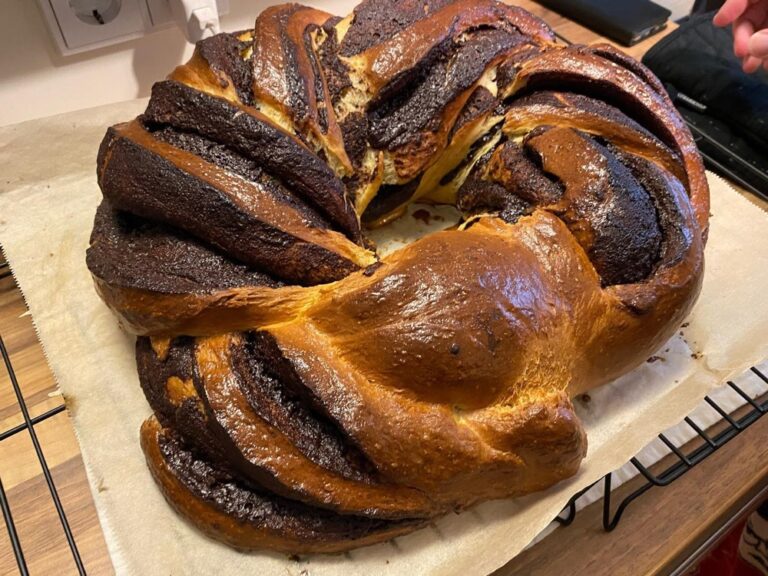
0 0 357 127
656 0 696 21
0 0 694 127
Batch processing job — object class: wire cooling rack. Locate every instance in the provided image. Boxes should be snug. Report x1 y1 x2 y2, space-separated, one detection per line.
0 257 85 575
0 250 766 575
555 372 768 531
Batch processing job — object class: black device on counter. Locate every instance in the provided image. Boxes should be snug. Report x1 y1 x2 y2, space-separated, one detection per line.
536 0 671 46
643 13 768 201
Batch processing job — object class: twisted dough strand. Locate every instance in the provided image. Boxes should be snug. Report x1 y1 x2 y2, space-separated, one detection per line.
87 0 708 553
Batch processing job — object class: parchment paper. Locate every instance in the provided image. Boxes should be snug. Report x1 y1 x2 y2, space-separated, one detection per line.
1 100 768 576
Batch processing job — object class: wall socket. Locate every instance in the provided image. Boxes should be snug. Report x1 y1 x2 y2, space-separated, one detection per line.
37 0 229 56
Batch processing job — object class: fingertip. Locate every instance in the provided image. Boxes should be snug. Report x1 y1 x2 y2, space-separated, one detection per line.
713 11 731 26
713 0 749 26
748 31 768 59
733 18 755 57
742 55 762 73
713 12 728 26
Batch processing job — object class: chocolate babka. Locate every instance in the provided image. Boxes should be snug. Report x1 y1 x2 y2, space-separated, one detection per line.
86 0 709 554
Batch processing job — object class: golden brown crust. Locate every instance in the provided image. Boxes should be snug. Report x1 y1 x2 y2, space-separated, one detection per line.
97 120 373 286
88 0 709 554
140 417 425 554
508 44 709 238
502 91 687 185
252 5 354 173
194 334 439 518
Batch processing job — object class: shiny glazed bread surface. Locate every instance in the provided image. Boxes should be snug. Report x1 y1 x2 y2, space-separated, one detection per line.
86 0 708 554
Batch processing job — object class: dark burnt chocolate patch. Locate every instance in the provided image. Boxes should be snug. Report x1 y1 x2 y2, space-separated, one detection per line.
367 28 523 150
150 125 333 230
137 337 230 469
362 177 422 223
153 424 418 540
230 331 379 483
98 126 360 286
318 20 352 105
338 0 455 57
143 80 360 239
197 33 254 105
87 201 282 294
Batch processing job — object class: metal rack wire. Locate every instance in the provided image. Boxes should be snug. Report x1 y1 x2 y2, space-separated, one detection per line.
555 372 768 531
0 259 85 576
0 252 766 575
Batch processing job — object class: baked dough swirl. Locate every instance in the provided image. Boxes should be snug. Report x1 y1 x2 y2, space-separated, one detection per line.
86 0 708 553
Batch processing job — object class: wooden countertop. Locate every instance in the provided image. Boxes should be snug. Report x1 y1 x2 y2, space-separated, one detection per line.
0 3 764 575
0 270 112 574
497 410 768 575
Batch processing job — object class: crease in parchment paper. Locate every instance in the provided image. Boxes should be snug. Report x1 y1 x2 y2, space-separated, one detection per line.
1 101 767 576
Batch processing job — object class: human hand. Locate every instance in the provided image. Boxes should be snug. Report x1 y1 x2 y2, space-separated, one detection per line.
713 0 768 73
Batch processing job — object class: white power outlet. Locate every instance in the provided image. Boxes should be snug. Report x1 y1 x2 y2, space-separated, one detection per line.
37 0 229 56
38 0 149 55
145 0 228 28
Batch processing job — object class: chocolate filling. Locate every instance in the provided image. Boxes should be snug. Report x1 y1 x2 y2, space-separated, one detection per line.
98 124 360 286
362 177 422 223
317 18 351 104
339 112 369 170
230 331 379 483
438 125 502 186
526 128 663 286
251 5 314 126
143 80 360 239
87 201 282 294
449 86 497 142
150 424 420 542
508 90 666 145
137 337 230 470
457 176 531 224
512 66 679 153
197 33 254 105
495 45 541 90
338 0 456 57
613 150 692 267
149 125 333 231
283 8 314 125
302 24 330 133
367 28 523 150
488 140 563 205
586 44 668 99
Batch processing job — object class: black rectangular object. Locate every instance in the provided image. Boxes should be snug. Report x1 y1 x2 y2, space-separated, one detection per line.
642 13 768 201
536 0 671 46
